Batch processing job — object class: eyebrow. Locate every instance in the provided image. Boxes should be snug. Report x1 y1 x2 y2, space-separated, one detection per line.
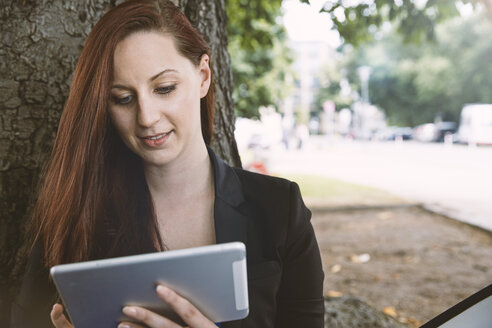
111 69 178 90
149 69 178 82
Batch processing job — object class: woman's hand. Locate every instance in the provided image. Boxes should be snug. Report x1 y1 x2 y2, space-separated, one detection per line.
50 304 74 328
118 284 218 328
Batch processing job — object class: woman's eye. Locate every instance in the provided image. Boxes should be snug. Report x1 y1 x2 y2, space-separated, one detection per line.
113 95 133 105
155 85 176 95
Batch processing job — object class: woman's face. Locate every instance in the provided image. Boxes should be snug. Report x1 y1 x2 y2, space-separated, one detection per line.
108 31 211 169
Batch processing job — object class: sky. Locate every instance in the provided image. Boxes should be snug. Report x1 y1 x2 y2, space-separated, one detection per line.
281 0 341 46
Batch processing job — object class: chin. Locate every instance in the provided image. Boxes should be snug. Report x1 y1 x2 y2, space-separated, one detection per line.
141 148 181 167
142 155 173 167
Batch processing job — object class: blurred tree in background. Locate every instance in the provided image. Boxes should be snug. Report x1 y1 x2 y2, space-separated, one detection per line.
313 0 492 126
320 0 490 46
314 61 354 112
227 0 295 118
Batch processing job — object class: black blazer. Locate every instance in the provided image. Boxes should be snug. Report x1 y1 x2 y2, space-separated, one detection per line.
11 148 325 328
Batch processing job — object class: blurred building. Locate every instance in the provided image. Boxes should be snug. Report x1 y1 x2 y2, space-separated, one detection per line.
281 41 336 126
352 102 386 140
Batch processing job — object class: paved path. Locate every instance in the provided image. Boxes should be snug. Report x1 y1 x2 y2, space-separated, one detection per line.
262 138 492 231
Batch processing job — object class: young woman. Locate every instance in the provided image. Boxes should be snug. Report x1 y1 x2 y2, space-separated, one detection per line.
11 1 324 327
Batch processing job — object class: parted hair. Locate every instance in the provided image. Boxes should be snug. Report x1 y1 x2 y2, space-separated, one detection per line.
31 0 214 267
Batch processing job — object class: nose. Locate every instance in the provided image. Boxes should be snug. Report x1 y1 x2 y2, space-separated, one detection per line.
137 95 160 127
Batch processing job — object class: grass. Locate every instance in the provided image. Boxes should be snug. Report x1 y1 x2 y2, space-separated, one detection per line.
275 174 407 207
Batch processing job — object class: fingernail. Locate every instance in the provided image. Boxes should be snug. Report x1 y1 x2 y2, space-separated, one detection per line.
156 284 167 295
123 306 137 317
51 304 59 318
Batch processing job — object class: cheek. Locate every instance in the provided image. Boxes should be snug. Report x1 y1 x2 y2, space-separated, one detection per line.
169 91 201 122
108 108 133 136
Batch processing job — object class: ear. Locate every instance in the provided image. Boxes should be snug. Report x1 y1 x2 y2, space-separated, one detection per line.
198 54 211 98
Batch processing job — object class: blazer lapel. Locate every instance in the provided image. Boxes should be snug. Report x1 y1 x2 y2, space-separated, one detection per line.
208 147 248 246
208 148 247 328
214 197 248 245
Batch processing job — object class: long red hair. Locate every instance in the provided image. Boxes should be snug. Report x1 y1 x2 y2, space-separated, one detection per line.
31 0 214 267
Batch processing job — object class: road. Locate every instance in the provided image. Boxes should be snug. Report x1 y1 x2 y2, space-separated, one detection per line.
261 138 492 231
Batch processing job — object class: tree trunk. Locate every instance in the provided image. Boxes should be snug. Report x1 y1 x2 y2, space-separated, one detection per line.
180 0 241 167
0 0 240 324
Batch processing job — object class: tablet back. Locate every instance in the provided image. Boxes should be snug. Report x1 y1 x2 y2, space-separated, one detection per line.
50 242 248 327
420 284 492 328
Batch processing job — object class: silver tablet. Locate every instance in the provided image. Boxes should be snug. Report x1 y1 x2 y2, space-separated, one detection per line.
420 284 492 328
50 242 249 327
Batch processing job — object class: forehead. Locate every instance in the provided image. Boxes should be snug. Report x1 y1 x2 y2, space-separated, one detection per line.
112 31 192 81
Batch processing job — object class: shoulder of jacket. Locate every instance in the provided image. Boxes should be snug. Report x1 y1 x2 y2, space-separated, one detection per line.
231 167 303 214
232 167 293 191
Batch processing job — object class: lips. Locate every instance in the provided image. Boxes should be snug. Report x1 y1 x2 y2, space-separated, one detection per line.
140 131 173 147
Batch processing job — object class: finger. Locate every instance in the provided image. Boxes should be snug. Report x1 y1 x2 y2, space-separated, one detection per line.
121 306 181 328
117 321 146 328
50 304 73 328
156 285 215 328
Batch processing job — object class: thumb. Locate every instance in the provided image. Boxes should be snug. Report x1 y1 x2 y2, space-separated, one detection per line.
51 304 73 328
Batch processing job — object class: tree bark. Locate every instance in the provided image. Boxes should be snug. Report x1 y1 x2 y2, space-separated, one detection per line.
180 0 241 165
0 0 240 324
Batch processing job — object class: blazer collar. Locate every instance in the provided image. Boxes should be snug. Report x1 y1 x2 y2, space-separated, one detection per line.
207 146 245 206
207 146 248 245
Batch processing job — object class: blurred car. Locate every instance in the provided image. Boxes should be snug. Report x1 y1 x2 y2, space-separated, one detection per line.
413 121 458 143
456 104 492 145
376 126 413 141
393 127 413 140
413 123 436 142
435 122 457 142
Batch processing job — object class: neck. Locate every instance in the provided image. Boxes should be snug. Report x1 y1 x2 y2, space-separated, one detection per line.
143 142 213 205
